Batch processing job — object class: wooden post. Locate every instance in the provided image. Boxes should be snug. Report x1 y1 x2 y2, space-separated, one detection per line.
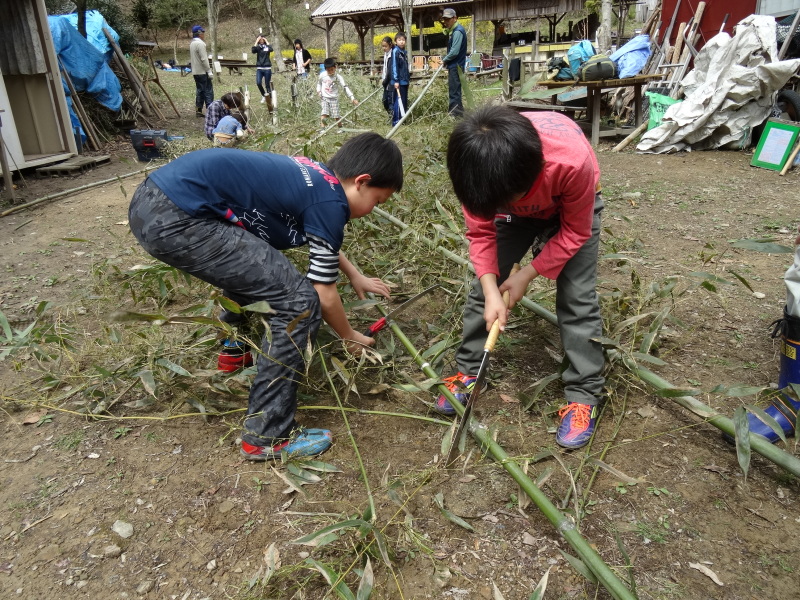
0 111 16 202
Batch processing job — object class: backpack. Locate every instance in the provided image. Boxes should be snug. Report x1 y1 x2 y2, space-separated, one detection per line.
547 56 573 81
579 54 616 81
566 40 596 78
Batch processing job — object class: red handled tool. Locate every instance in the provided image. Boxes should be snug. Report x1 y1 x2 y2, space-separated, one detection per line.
363 284 440 337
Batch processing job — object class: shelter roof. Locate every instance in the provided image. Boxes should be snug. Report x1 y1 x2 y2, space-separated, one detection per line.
311 0 472 25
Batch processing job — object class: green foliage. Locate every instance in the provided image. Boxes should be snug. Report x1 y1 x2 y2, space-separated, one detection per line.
152 0 205 32
132 0 154 30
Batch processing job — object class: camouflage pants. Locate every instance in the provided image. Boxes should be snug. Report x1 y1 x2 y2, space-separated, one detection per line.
129 179 322 446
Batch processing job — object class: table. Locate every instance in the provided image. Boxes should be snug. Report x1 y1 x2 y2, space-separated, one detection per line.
537 74 664 145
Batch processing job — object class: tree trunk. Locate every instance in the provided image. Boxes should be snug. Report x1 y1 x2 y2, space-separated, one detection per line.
76 0 87 38
173 28 180 65
264 0 285 72
596 0 613 54
207 0 221 83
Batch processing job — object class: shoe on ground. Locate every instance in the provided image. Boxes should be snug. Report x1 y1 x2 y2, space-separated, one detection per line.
217 339 253 372
434 372 485 416
556 402 598 449
260 95 266 103
195 109 204 118
241 428 332 460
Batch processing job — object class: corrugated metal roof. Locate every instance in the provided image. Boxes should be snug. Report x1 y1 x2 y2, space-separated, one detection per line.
312 0 470 20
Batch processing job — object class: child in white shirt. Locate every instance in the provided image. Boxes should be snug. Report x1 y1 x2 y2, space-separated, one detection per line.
317 57 358 129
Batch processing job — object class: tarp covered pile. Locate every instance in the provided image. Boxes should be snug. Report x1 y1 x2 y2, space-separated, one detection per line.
637 15 800 154
48 11 122 140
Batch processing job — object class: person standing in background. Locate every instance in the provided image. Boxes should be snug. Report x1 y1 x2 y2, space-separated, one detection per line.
439 8 467 117
380 36 395 119
190 25 214 117
252 35 274 112
294 39 312 78
390 32 410 126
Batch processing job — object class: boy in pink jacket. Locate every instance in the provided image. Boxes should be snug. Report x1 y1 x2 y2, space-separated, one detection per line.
437 106 605 449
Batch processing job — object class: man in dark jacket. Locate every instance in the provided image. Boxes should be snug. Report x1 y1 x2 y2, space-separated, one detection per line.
252 35 274 112
440 7 467 117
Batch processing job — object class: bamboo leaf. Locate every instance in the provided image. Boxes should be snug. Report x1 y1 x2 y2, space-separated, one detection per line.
614 532 637 595
166 316 222 325
492 581 506 600
639 306 670 355
727 270 754 292
700 280 717 293
371 529 393 568
433 492 474 532
155 357 194 377
137 369 157 397
301 460 343 473
611 312 655 337
271 466 307 497
723 385 768 397
733 406 751 480
586 458 644 484
305 558 356 600
629 352 667 366
730 239 793 253
529 567 551 600
292 519 368 546
218 296 243 313
591 336 623 349
442 419 457 456
262 543 281 585
286 309 311 334
559 549 598 584
687 271 734 284
656 387 701 397
111 310 167 323
744 404 787 445
356 557 374 600
392 383 422 392
0 310 12 342
521 372 561 410
287 463 323 483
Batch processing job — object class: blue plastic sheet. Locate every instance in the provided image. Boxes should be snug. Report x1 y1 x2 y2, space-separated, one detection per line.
47 14 122 143
610 34 651 78
61 10 118 60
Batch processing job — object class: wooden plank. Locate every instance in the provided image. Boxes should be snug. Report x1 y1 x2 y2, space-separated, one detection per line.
36 154 110 176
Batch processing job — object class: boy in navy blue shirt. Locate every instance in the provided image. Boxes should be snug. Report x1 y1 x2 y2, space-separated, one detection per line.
129 134 403 460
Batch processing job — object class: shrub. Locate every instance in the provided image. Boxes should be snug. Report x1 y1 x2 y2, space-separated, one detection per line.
338 43 358 62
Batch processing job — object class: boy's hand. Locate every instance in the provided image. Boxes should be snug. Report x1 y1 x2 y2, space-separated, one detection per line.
343 330 375 355
483 289 508 332
350 272 390 300
499 263 539 309
352 98 359 105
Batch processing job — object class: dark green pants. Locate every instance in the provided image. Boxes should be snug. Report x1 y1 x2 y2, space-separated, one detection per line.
455 194 605 405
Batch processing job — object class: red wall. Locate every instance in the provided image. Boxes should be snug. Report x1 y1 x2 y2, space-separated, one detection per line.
659 0 757 49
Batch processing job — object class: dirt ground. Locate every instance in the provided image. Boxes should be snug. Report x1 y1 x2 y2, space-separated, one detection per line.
1 129 800 600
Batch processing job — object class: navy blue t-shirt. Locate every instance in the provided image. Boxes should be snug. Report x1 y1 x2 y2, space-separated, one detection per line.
149 148 349 283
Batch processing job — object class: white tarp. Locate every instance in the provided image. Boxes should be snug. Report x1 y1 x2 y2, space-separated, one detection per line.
637 15 800 154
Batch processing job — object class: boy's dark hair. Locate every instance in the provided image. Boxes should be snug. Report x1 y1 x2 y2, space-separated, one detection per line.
447 105 544 219
327 132 403 191
323 57 336 69
395 31 407 40
221 92 244 110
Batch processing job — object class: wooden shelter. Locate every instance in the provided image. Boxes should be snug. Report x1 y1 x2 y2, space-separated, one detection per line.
0 0 78 179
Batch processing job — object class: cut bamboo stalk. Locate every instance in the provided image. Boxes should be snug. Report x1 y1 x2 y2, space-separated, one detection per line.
59 65 100 151
369 207 800 477
613 122 648 151
103 28 153 117
380 314 637 600
670 22 686 63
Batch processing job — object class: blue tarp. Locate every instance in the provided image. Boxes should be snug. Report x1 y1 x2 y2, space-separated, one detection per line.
62 10 118 60
610 34 651 79
47 13 122 142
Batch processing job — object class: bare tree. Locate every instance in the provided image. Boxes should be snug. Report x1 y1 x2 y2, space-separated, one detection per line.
264 0 285 72
207 0 222 82
398 0 413 36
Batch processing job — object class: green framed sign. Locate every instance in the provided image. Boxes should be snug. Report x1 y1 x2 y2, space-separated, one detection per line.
751 118 800 171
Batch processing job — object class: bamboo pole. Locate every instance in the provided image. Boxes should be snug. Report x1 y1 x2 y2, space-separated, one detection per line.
387 62 446 138
779 140 800 176
378 310 636 600
0 166 156 217
369 207 800 477
612 122 648 152
103 28 153 117
58 65 100 151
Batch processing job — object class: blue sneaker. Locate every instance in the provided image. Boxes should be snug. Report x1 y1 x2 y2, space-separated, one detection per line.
734 397 798 444
556 402 598 449
241 428 332 461
435 372 485 416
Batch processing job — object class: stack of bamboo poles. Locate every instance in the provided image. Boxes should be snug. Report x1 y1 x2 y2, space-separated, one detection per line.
612 0 709 152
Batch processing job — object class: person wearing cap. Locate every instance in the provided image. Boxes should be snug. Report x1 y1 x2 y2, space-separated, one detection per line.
190 25 214 117
440 8 467 117
317 57 358 129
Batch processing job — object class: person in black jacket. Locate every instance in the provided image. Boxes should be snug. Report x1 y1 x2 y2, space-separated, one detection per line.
390 32 410 126
252 35 274 112
294 39 312 78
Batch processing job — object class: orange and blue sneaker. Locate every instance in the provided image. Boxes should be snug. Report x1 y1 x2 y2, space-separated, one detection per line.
435 372 485 416
241 428 332 461
556 402 598 449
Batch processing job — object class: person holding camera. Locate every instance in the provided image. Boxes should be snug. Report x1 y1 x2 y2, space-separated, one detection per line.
252 35 274 112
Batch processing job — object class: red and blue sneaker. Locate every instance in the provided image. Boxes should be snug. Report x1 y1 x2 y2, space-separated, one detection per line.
241 428 332 461
434 372 485 416
556 402 598 449
218 339 253 372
